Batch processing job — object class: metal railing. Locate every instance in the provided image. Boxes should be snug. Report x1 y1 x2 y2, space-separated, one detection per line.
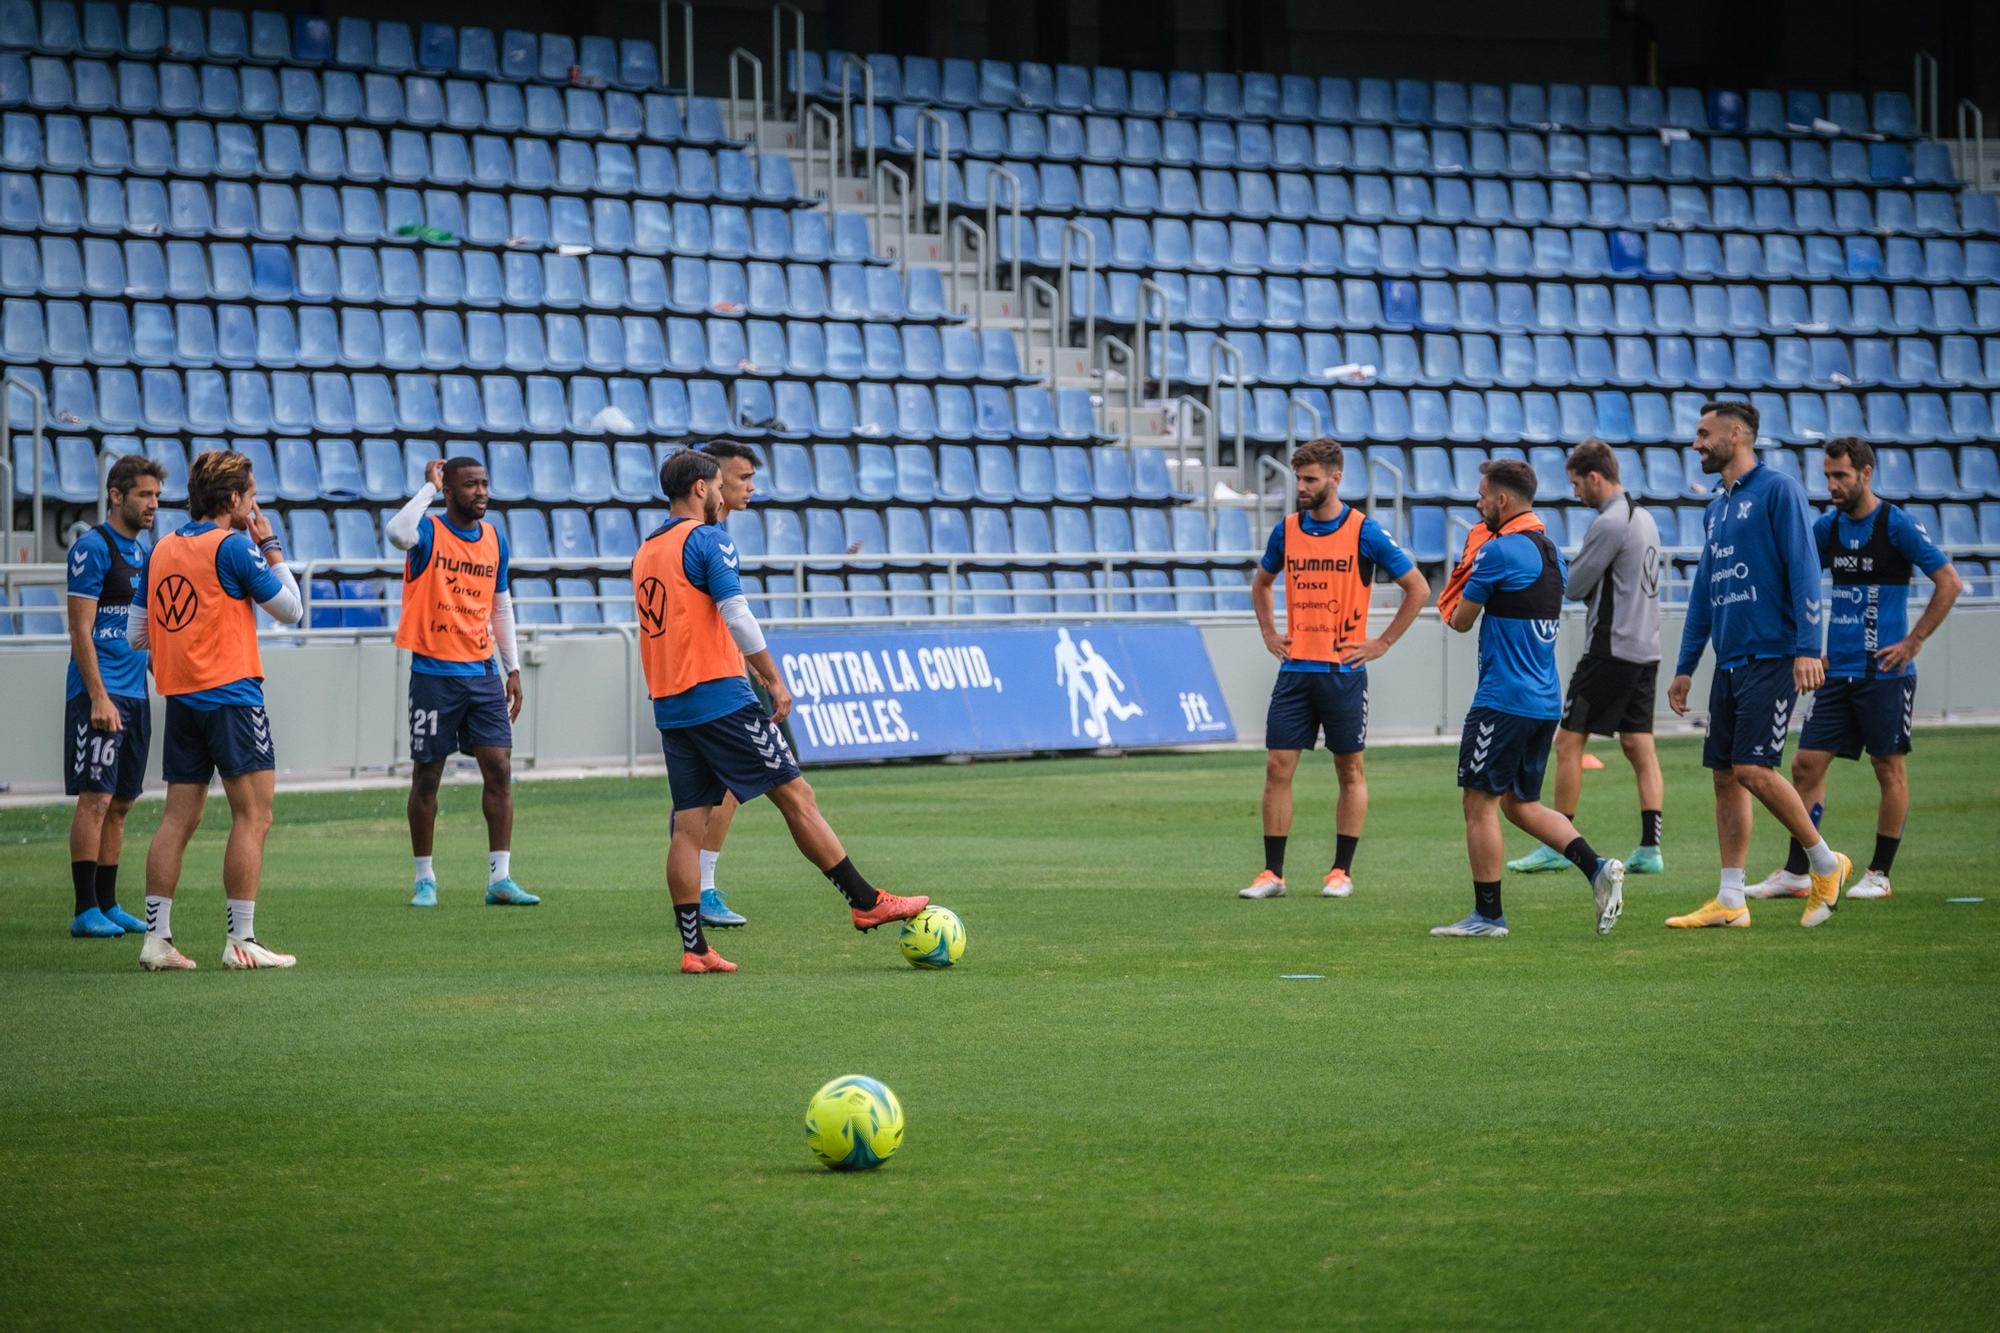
803 103 841 214
1137 278 1172 403
1958 98 1987 192
985 165 1025 300
873 159 911 261
725 49 767 157
1367 452 1407 545
1206 339 1247 489
3 371 47 566
835 52 876 186
1914 50 1941 140
1097 335 1137 443
1174 395 1217 538
947 215 988 336
1285 393 1323 451
660 0 695 95
1252 455 1295 538
1024 275 1062 384
771 2 807 137
1057 220 1097 357
0 454 11 597
914 108 951 241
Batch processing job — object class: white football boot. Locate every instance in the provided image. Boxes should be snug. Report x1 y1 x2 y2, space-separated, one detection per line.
139 936 197 971
223 937 297 970
1744 868 1811 899
1846 869 1893 900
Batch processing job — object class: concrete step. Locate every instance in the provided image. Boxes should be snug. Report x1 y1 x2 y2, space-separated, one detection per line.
1026 346 1093 381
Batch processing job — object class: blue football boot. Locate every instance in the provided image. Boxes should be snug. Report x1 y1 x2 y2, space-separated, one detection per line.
103 904 147 934
699 887 747 928
71 907 124 938
410 878 438 908
485 878 540 906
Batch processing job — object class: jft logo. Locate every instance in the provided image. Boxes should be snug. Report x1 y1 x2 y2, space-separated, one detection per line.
636 577 668 637
155 574 199 632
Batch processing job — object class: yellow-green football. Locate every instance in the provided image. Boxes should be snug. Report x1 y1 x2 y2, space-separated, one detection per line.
804 1075 905 1171
898 906 966 969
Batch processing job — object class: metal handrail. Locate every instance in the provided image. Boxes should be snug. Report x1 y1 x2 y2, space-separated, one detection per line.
1058 220 1097 357
725 49 767 157
3 372 47 564
1914 50 1940 140
803 102 841 215
1206 339 1247 489
660 0 694 95
873 159 910 261
947 215 987 337
1253 455 1295 540
836 52 876 186
985 164 1024 298
97 449 116 525
1958 98 1987 192
1098 335 1137 443
1024 275 1062 388
1174 395 1216 538
1137 277 1172 403
1367 453 1407 545
0 455 12 594
1448 513 1478 560
914 108 951 241
771 2 805 134
1285 393 1323 452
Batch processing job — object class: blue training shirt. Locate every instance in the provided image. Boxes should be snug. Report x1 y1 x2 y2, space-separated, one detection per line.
1676 463 1823 677
404 512 513 677
1461 531 1566 720
169 522 284 710
1815 504 1950 681
650 517 760 730
1259 505 1415 675
65 526 149 700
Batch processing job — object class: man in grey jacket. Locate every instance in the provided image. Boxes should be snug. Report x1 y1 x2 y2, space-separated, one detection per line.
1509 441 1667 875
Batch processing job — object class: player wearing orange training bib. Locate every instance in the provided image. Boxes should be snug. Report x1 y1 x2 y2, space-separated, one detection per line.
386 455 535 910
636 449 928 974
129 449 306 972
1238 438 1429 902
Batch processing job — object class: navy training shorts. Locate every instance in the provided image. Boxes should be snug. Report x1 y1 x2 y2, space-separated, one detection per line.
660 703 803 813
1702 658 1799 771
1799 675 1915 761
162 699 275 785
1457 706 1559 802
63 692 150 800
1265 669 1368 754
409 670 513 763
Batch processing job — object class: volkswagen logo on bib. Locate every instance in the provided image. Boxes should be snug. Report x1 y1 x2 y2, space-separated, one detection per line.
636 577 668 637
156 574 199 632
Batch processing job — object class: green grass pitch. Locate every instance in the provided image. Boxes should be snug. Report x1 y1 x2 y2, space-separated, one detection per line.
3 731 1997 1328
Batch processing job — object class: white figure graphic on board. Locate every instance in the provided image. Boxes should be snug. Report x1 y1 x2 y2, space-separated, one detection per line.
1056 628 1144 742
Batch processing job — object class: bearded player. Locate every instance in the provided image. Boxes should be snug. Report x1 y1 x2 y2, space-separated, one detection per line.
632 450 926 973
1238 438 1429 901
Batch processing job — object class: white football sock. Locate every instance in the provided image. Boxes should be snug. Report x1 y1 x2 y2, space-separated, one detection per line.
488 850 510 885
413 855 434 886
1718 868 1747 910
144 895 171 939
700 850 720 892
1804 839 1840 878
226 899 254 941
